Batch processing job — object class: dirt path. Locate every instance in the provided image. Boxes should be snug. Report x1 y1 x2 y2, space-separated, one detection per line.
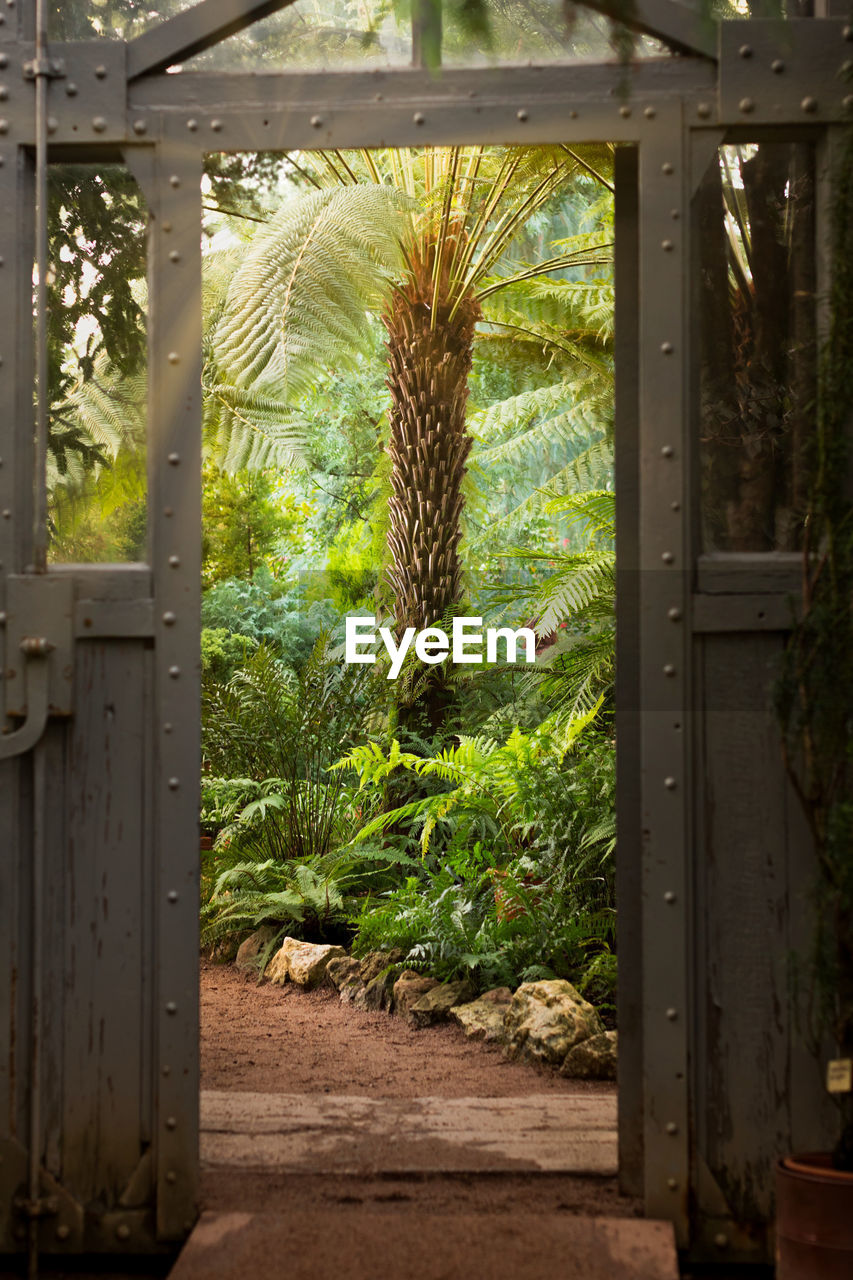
199 961 636 1225
200 960 614 1098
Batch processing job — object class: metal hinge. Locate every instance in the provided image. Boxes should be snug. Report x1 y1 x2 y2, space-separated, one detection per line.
0 575 74 760
22 58 66 80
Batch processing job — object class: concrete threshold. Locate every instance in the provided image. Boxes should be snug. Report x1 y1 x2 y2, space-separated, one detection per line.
200 1090 619 1176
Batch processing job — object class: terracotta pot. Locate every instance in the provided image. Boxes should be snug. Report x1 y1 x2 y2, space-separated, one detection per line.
489 870 543 923
200 835 214 852
776 1153 853 1278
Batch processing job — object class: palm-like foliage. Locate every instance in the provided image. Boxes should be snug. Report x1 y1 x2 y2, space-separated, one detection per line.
213 144 613 726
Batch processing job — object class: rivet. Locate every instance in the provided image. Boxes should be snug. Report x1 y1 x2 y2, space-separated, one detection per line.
664 776 677 790
665 1121 678 1135
165 1116 177 1129
667 1178 678 1190
714 1234 729 1249
164 723 173 734
517 108 528 122
667 608 682 622
310 115 323 128
738 44 752 58
168 776 180 790
413 111 425 125
845 95 853 111
187 118 198 131
169 175 180 188
162 221 172 232
92 116 107 133
664 891 677 903
132 119 147 135
771 59 785 74
65 82 78 96
696 103 711 119
164 506 174 516
801 96 818 113
163 611 176 626
168 890 179 903
168 451 180 464
738 97 755 114
169 250 181 263
169 555 180 568
2 509 10 519
661 341 673 354
0 611 5 624
0 256 3 266
663 664 676 677
0 54 6 68
95 65 108 79
661 161 674 174
55 1224 70 1240
0 121 8 135
0 88 8 102
661 444 674 457
210 119 223 132
570 110 578 119
666 1007 678 1020
166 1171 177 1184
375 93 383 101
116 1224 130 1241
644 106 656 119
166 1002 178 1015
619 105 631 118
662 551 674 564
162 1064 172 1076
169 665 180 678
844 24 853 40
661 239 674 252
670 500 681 512
167 351 180 364
47 117 57 134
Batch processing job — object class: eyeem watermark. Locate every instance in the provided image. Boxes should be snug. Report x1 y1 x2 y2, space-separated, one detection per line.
345 616 536 680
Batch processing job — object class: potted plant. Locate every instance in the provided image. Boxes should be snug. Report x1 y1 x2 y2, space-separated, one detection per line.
773 126 853 1279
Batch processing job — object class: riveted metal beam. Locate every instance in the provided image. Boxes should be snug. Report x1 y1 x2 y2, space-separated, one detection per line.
127 0 300 81
720 17 853 124
145 137 202 1244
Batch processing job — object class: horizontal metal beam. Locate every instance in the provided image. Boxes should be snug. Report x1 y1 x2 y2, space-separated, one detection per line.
125 59 715 150
127 0 299 81
581 0 717 60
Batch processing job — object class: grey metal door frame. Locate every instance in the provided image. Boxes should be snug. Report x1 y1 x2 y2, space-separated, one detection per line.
1 0 849 1264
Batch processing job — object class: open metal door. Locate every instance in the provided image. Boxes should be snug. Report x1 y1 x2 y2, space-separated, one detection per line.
0 0 850 1268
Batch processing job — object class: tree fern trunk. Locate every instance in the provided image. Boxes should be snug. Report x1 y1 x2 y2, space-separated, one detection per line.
382 245 480 731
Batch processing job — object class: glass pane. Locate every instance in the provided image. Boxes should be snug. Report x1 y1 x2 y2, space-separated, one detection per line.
47 165 149 564
443 0 669 65
182 0 410 71
49 1 198 41
695 142 816 553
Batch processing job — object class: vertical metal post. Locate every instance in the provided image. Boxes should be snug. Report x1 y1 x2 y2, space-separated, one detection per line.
146 130 202 1243
31 0 48 573
614 143 644 1199
637 108 692 1244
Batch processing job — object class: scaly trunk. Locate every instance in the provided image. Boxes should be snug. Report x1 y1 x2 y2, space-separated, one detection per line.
381 240 480 732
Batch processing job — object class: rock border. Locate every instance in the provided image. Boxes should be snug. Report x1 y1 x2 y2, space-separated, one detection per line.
238 932 617 1082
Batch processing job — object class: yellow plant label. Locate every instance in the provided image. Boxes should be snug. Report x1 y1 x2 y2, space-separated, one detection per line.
827 1058 853 1094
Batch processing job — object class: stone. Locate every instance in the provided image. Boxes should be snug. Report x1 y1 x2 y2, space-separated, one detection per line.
503 980 604 1068
392 970 439 1017
358 949 404 983
408 979 474 1029
267 938 347 990
338 975 366 1005
352 966 397 1012
561 1030 618 1081
451 987 513 1043
234 926 279 974
326 956 360 990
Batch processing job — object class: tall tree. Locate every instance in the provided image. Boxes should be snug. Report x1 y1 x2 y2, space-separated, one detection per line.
214 145 612 725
